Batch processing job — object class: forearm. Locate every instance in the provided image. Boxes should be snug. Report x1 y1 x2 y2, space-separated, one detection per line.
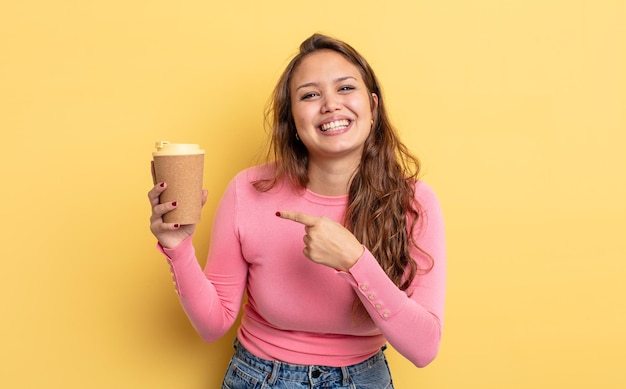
339 250 444 367
356 282 443 367
158 237 241 342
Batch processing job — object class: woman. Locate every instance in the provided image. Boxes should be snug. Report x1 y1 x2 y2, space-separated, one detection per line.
148 33 446 388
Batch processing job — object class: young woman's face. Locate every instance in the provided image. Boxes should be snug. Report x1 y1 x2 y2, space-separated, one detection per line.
289 50 378 164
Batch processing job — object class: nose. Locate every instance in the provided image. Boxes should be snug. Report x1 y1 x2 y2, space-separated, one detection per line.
321 93 342 113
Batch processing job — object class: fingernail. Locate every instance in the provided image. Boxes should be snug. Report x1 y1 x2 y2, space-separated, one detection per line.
172 201 177 207
160 182 165 187
173 224 180 228
275 211 281 217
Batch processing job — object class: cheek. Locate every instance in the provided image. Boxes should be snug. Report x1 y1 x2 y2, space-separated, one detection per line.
290 107 302 127
352 93 374 115
291 105 316 128
291 111 305 129
357 100 374 120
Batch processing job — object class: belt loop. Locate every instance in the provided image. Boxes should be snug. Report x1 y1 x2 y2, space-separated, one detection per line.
232 337 240 350
267 360 280 385
341 366 350 386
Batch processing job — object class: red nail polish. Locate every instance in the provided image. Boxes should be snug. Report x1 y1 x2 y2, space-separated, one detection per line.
275 211 281 217
160 182 165 187
172 201 177 207
173 224 179 228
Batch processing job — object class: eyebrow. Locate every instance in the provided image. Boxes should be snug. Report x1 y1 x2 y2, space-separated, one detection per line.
295 76 358 91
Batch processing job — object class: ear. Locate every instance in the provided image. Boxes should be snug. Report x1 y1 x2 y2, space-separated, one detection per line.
370 92 379 117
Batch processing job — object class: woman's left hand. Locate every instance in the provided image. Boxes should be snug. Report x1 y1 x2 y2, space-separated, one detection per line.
277 211 364 271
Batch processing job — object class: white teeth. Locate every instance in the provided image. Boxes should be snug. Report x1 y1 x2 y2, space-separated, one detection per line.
321 119 350 132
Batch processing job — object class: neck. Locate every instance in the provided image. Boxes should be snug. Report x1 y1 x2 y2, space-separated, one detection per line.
306 158 359 196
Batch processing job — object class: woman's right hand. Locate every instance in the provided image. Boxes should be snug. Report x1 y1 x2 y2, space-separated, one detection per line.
148 182 208 249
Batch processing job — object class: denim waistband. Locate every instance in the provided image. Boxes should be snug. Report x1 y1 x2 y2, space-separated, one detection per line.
232 338 387 386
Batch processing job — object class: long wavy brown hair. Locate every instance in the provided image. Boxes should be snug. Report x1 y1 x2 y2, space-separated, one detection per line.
255 33 432 290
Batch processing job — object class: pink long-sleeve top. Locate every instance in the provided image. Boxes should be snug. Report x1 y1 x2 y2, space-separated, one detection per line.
158 165 446 368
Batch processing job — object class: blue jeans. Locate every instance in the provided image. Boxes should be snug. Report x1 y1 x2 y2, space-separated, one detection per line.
221 339 394 388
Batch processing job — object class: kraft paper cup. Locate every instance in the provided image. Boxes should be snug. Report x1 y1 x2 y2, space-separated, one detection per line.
152 141 205 225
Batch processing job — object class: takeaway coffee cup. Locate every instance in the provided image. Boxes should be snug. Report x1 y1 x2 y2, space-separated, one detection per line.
152 141 205 225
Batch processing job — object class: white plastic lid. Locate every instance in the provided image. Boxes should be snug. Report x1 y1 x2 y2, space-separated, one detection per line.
152 141 205 156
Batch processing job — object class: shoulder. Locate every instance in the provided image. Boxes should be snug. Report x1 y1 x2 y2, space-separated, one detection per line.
413 180 441 207
227 163 286 198
412 179 444 224
232 163 277 185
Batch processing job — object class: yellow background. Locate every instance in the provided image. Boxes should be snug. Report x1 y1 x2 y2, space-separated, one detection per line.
1 0 625 387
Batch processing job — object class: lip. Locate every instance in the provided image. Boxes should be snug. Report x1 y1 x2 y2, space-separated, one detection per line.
318 116 352 127
317 116 353 134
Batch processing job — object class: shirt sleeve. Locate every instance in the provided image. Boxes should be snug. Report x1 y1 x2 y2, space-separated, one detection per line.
157 178 248 342
336 181 446 367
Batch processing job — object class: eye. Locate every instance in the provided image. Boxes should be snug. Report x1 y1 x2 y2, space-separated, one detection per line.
300 92 319 100
339 85 356 93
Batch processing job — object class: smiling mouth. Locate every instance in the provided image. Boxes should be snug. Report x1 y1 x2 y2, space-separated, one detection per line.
320 119 351 132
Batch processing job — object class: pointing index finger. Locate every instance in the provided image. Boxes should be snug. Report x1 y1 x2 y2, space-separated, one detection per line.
276 211 319 227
